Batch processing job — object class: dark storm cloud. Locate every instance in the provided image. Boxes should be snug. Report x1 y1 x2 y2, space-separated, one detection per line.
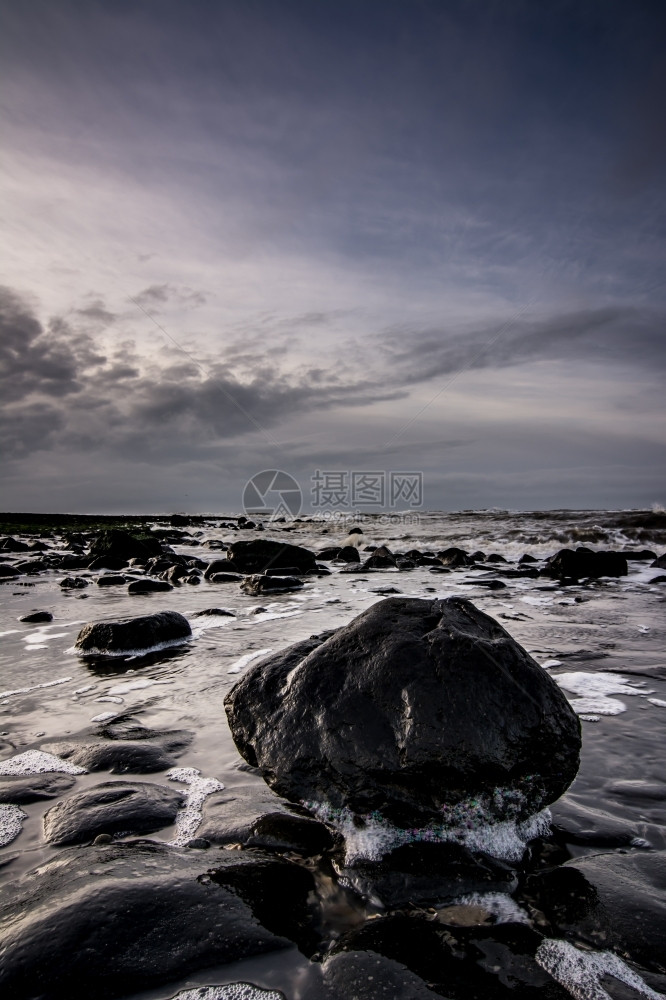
0 288 406 463
382 306 666 385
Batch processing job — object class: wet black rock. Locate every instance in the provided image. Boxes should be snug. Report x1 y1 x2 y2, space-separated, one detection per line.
225 597 581 829
163 564 190 583
0 773 76 804
128 578 174 594
486 553 508 563
527 851 666 973
170 513 191 526
652 552 666 569
18 610 53 623
337 545 361 563
96 574 129 587
317 546 341 560
90 529 163 563
93 719 193 754
88 555 128 570
437 547 471 568
227 539 317 574
0 536 30 552
363 545 397 569
625 549 657 560
192 607 235 617
246 811 335 855
59 575 89 588
197 781 327 854
42 780 185 844
332 914 567 999
0 565 20 578
549 795 647 848
519 553 538 563
40 740 177 774
336 842 517 910
74 610 192 655
460 579 507 590
544 547 628 579
0 841 308 1000
240 574 304 595
313 950 441 1000
204 557 239 578
209 572 244 584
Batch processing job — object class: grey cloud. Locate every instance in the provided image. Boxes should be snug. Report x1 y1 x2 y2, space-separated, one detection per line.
0 288 404 464
132 284 208 310
75 299 117 326
381 306 666 385
134 284 170 307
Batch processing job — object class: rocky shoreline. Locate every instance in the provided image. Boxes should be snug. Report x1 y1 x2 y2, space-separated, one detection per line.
1 516 665 999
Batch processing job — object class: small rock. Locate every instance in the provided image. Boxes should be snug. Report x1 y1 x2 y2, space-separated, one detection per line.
0 773 76 804
43 780 185 844
240 575 304 595
18 611 53 623
75 610 191 656
127 578 173 594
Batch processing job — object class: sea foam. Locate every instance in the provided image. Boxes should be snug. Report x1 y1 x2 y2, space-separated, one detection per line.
535 938 664 1000
172 986 285 1000
309 789 552 864
0 750 87 776
166 767 225 846
0 803 28 847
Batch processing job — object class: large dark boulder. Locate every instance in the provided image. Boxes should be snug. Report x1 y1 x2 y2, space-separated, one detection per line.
227 539 316 574
0 841 311 999
74 610 192 655
43 780 185 844
225 598 581 830
544 547 628 579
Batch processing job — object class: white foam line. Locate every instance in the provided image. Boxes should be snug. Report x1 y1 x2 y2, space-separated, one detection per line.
90 711 119 723
165 767 224 846
227 648 272 674
0 803 28 847
648 698 666 708
94 696 124 704
0 749 87 776
0 676 72 699
69 635 192 658
23 632 69 643
0 630 20 637
310 795 552 865
568 696 626 717
172 985 285 1000
535 938 664 1000
554 671 654 698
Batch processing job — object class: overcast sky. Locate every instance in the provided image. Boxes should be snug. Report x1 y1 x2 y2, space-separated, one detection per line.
1 0 665 513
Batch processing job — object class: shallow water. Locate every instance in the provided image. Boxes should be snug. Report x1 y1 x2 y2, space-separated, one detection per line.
1 508 665 998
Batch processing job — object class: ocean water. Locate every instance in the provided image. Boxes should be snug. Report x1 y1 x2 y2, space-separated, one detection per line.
0 508 665 998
